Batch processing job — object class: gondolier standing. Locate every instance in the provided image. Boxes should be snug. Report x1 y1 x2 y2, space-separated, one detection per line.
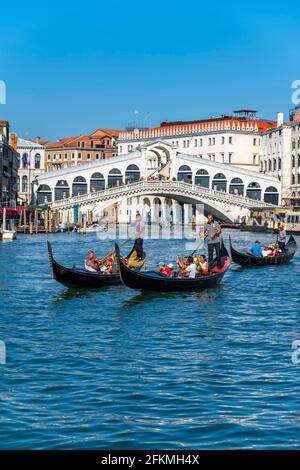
278 224 287 252
134 211 145 260
203 214 222 268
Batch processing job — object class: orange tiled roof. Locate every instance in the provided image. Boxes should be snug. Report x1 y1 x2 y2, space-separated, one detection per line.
91 129 122 138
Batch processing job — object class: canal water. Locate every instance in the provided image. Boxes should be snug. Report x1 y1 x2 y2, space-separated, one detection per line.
0 230 299 449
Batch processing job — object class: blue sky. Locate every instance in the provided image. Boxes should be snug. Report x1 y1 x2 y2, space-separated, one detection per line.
1 0 299 140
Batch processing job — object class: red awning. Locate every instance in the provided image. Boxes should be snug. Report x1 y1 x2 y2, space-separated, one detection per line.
0 207 28 217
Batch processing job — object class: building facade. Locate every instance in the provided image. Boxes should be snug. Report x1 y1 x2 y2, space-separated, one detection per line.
0 121 19 207
118 110 276 172
260 107 300 205
290 106 300 204
45 129 120 172
16 136 46 205
35 142 281 210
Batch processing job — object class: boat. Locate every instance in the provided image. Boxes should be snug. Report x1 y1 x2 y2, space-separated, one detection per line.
116 242 231 292
229 235 297 267
273 208 300 235
47 240 145 288
220 222 241 230
1 229 17 240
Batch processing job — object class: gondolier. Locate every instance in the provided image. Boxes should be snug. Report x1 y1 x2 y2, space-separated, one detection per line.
203 214 222 268
278 224 287 252
134 211 145 260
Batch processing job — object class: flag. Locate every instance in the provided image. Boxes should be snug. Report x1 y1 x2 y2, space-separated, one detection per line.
22 154 30 168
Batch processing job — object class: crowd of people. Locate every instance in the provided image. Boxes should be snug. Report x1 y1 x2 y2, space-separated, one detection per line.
156 213 224 278
157 254 209 279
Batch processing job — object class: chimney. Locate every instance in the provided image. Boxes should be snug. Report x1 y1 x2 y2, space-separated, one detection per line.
10 132 18 150
277 112 284 127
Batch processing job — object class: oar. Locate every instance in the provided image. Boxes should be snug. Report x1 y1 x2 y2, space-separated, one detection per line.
98 237 132 264
190 237 205 257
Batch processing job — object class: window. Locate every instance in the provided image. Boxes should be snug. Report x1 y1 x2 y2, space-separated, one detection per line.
78 153 82 159
48 155 51 160
194 139 197 147
72 153 75 159
229 136 233 144
34 153 41 169
64 153 68 159
22 175 28 192
253 138 257 146
87 153 91 160
222 136 225 144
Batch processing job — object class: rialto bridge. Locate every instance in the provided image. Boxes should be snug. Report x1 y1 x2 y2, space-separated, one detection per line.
34 141 281 224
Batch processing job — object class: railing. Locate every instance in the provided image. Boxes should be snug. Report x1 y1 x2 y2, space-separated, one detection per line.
49 180 271 210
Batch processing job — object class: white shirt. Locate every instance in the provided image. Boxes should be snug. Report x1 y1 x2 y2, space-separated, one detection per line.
261 249 272 257
84 262 98 273
186 263 196 278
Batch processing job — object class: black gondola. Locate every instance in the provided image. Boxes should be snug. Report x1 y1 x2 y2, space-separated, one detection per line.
116 242 231 292
229 234 297 267
47 241 145 288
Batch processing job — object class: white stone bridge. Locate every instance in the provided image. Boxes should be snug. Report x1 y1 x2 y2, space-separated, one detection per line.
48 180 273 223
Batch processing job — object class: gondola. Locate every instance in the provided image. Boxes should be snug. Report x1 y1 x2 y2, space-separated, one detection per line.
229 234 297 267
116 242 231 292
47 240 145 288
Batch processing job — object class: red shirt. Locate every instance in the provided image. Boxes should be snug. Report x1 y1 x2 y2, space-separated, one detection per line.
161 267 172 276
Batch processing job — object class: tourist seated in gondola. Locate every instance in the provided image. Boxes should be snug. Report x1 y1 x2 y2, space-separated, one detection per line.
84 250 100 273
176 256 188 274
250 240 262 257
177 256 197 278
197 255 209 275
158 262 174 277
261 245 274 257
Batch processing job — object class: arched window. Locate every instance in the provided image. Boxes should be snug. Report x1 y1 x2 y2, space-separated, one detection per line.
108 168 123 187
55 180 70 201
90 172 105 192
177 165 192 182
72 176 87 196
21 175 28 192
264 186 279 205
37 184 52 204
35 153 41 169
212 173 227 192
229 177 244 196
125 164 140 183
195 169 209 188
246 182 262 200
